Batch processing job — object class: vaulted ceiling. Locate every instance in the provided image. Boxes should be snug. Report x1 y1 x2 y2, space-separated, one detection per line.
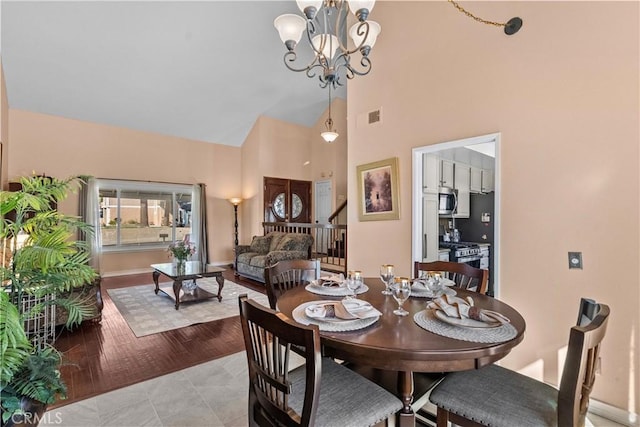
1 1 348 147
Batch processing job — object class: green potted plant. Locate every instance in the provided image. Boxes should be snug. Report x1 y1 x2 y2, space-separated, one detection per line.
0 175 98 426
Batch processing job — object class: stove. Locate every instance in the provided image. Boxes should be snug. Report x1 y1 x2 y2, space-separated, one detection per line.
439 241 481 262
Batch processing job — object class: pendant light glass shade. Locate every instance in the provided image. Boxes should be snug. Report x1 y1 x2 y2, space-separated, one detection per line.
274 14 307 45
348 0 376 17
321 130 339 143
349 20 381 49
296 0 323 14
311 34 340 60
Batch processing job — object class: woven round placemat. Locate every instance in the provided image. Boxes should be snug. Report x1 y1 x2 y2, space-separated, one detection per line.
293 301 378 332
414 309 517 343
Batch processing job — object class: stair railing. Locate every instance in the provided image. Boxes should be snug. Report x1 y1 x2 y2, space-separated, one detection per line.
263 222 347 275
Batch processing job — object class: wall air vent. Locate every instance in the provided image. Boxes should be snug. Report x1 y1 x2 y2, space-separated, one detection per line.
368 109 381 124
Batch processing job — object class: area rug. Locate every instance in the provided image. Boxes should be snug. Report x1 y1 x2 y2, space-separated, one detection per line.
107 279 268 337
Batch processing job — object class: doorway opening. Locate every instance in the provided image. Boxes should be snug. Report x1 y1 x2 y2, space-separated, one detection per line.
315 180 332 253
411 133 501 296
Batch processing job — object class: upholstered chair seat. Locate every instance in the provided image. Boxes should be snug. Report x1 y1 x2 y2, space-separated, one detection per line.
429 364 559 427
288 357 404 426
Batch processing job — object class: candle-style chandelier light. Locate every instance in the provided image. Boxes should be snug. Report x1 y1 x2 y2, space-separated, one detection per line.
274 0 381 89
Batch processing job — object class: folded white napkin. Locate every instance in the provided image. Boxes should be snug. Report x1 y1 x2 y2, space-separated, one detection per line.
427 295 510 325
412 280 429 290
315 273 345 287
305 300 381 320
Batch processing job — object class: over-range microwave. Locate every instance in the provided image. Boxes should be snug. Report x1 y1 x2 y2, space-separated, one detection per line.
438 187 458 215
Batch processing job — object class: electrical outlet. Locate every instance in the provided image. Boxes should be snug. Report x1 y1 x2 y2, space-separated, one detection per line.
568 252 583 269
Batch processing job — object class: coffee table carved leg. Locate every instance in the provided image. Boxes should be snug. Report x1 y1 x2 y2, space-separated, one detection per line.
397 370 415 427
172 279 183 310
215 275 224 302
153 270 160 294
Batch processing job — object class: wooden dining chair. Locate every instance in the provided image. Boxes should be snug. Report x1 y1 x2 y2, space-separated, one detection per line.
414 261 488 294
238 295 403 427
428 298 610 427
264 259 320 310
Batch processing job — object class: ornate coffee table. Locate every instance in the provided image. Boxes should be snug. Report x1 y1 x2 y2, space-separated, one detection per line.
151 262 225 310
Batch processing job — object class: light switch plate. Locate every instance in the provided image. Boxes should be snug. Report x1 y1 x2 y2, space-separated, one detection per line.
568 252 583 269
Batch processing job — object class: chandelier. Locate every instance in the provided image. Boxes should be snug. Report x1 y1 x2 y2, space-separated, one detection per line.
274 0 381 89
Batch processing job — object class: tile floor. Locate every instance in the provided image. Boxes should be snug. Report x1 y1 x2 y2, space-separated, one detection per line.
41 352 250 427
42 351 627 427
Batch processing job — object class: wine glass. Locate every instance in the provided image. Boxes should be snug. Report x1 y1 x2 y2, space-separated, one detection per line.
380 264 395 295
426 273 444 296
391 277 411 316
346 270 362 299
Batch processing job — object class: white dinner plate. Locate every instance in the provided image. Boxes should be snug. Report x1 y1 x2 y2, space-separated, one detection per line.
434 309 501 328
305 299 374 320
293 301 379 332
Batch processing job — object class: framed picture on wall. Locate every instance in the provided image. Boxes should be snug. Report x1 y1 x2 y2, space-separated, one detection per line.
356 157 400 221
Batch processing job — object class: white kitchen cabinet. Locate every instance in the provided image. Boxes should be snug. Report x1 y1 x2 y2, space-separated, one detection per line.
470 167 483 193
482 169 495 193
440 160 454 188
422 154 440 194
453 163 470 218
422 194 439 262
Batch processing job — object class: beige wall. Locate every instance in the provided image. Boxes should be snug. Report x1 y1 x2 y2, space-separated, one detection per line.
347 1 639 411
238 103 348 247
7 110 242 275
0 61 8 188
240 115 313 242
310 97 348 221
240 116 262 243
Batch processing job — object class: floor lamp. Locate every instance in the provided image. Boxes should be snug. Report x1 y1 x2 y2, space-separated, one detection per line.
229 198 242 247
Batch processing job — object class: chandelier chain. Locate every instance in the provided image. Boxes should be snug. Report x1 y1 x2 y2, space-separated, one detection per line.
447 0 506 28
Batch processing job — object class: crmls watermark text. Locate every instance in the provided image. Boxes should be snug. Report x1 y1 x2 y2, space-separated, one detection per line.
11 411 63 425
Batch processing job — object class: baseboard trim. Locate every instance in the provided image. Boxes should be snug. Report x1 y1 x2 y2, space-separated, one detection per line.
102 268 151 277
589 398 639 426
100 261 234 278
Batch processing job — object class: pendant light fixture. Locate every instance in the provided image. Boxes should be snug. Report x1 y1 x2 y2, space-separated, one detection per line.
320 85 339 143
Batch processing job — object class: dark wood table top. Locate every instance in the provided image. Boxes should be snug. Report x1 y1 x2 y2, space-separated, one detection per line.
277 278 526 373
150 261 225 279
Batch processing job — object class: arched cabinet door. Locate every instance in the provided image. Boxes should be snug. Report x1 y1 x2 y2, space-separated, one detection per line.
264 177 311 223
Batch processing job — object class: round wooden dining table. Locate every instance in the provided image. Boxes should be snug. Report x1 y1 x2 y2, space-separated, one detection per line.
276 278 526 427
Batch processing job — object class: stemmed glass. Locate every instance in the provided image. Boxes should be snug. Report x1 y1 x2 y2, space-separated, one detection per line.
391 277 411 316
345 270 363 300
426 273 443 296
380 264 395 295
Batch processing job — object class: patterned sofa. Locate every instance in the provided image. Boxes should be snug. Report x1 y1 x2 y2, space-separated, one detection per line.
235 231 314 283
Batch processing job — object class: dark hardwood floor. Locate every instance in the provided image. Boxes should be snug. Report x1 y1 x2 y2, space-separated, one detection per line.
52 269 265 409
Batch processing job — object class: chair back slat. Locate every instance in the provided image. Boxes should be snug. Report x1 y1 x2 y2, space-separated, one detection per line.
414 261 489 294
265 259 321 309
558 298 610 427
239 295 322 426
